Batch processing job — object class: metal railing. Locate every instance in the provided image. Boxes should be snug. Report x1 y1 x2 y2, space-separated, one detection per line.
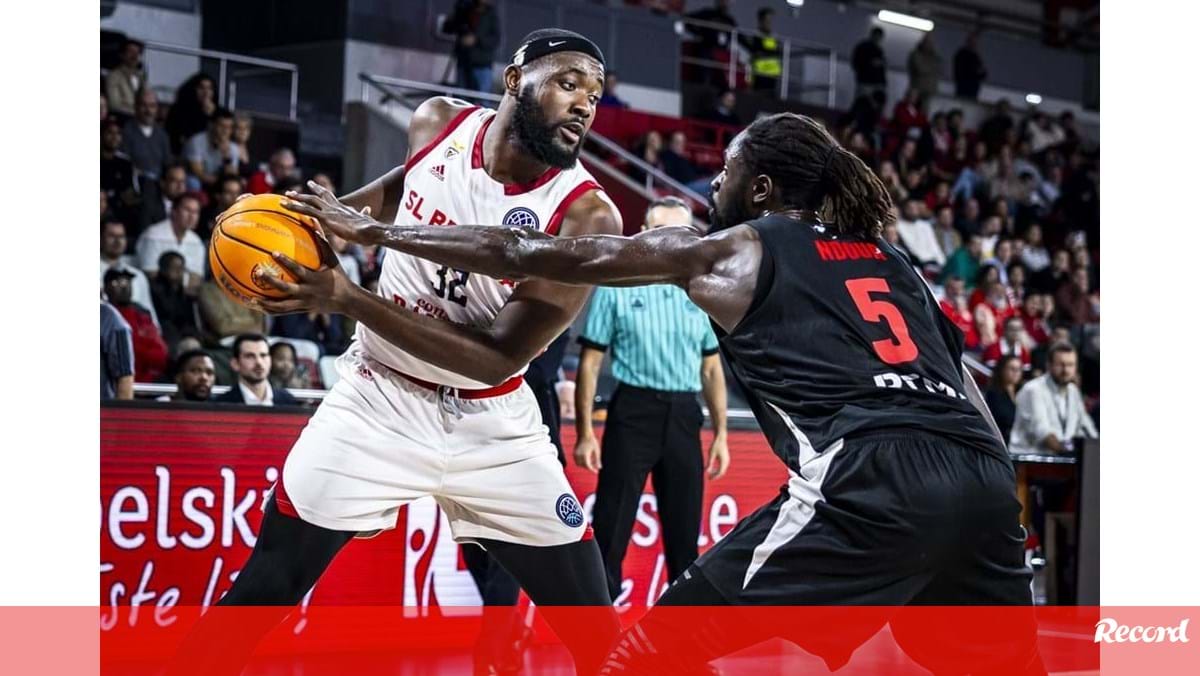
677 17 837 108
141 40 299 120
133 383 327 403
357 74 710 222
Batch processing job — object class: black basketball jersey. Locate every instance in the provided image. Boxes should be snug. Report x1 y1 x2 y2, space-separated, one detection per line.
717 214 1007 471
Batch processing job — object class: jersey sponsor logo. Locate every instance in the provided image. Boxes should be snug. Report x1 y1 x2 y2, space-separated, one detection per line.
873 371 967 400
502 207 539 228
403 189 456 226
429 164 445 181
555 493 585 528
814 239 887 262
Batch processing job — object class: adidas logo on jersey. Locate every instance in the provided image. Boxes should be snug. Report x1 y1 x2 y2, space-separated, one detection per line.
430 164 446 181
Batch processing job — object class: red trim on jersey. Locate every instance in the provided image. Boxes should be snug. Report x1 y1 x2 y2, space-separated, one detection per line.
545 180 603 236
471 113 563 195
504 167 563 195
396 369 526 399
580 525 594 542
273 480 299 518
471 114 494 169
407 106 479 172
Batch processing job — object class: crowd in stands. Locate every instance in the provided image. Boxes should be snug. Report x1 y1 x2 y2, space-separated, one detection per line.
100 40 387 405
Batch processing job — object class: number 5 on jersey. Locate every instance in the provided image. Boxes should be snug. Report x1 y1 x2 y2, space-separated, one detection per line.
845 277 919 365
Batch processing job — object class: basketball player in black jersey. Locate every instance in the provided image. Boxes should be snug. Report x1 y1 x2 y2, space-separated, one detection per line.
281 113 1044 674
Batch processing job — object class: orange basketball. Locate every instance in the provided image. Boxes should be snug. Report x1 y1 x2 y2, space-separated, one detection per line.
209 194 324 305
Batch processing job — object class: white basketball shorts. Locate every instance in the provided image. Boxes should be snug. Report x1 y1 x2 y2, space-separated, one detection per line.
272 346 591 547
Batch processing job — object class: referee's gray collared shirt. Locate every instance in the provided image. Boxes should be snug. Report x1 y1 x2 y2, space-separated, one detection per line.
579 284 718 393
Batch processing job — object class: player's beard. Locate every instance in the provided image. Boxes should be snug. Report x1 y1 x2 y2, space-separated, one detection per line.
511 85 582 170
709 190 756 233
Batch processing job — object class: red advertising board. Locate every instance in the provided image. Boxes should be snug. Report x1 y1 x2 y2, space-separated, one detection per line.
100 404 787 615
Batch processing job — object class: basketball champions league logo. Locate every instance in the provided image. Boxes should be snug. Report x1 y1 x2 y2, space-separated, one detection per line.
502 207 539 228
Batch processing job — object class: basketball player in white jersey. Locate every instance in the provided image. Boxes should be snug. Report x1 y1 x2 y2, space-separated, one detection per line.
174 30 622 675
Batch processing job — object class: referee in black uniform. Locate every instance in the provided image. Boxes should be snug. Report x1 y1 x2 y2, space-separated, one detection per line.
574 196 730 601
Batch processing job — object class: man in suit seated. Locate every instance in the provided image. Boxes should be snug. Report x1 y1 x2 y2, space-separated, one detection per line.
214 333 300 407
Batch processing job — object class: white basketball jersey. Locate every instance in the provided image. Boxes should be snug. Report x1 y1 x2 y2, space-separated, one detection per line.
356 106 605 389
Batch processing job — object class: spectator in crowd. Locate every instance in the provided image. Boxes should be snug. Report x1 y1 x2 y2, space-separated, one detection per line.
140 163 189 232
101 189 112 224
101 92 109 122
269 341 312 391
1056 266 1099 326
1031 248 1071 295
933 204 961 259
951 140 989 204
895 198 945 270
1038 164 1063 207
101 300 135 400
983 316 1032 371
574 196 730 601
980 98 1015 153
137 192 206 278
197 277 267 342
445 0 501 93
100 219 158 327
1010 342 1097 454
232 112 253 173
121 88 172 183
892 89 927 139
1026 111 1065 156
938 275 979 350
882 221 901 248
953 32 987 100
150 251 200 346
974 279 1015 349
978 215 1003 258
165 73 217 154
955 197 982 236
940 233 983 287
685 0 738 59
627 131 664 185
247 148 298 195
660 131 710 194
201 176 244 240
984 147 1023 205
852 27 887 100
747 7 783 93
105 268 169 384
844 89 887 145
1019 294 1052 346
101 119 136 219
184 107 239 191
877 160 907 205
924 180 952 212
271 311 347 356
1031 323 1071 374
985 354 1023 445
705 89 741 127
163 350 216 402
984 238 1014 284
906 34 942 110
214 334 299 406
1008 261 1028 301
598 72 629 108
105 39 145 118
1020 223 1051 272
928 112 953 161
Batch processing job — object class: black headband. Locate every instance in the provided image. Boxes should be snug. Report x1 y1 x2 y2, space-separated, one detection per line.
510 35 606 69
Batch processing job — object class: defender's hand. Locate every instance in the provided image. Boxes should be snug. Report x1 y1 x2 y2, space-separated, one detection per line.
282 181 380 245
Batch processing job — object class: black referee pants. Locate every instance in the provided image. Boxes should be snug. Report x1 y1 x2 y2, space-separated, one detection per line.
592 385 704 600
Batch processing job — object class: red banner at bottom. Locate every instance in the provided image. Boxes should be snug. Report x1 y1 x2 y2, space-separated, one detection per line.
41 605 1177 675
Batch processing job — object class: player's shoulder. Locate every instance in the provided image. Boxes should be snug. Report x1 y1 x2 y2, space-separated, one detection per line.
409 96 481 149
560 182 622 236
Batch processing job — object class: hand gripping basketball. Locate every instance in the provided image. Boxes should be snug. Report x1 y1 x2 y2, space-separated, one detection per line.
282 181 380 245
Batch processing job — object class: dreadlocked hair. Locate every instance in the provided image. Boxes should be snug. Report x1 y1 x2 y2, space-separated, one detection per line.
739 113 895 239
